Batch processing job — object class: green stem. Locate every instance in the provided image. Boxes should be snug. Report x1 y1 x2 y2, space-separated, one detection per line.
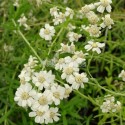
120 110 123 125
88 79 125 96
87 53 94 78
12 19 42 63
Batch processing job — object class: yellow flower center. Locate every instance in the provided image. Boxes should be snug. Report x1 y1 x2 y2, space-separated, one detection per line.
75 75 83 84
38 96 48 105
50 112 55 118
101 0 109 7
92 43 98 48
53 92 60 99
21 92 29 100
36 111 45 116
38 75 45 83
44 29 50 35
65 67 73 75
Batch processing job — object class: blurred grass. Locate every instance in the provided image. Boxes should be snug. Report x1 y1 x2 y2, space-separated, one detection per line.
0 0 125 125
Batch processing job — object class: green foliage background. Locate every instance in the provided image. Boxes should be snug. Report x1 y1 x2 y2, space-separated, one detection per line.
0 0 125 125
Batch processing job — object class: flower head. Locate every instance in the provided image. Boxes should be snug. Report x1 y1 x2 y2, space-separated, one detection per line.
39 24 55 41
85 40 105 54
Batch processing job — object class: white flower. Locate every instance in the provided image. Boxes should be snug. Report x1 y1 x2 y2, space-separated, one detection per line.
18 68 32 84
36 0 42 7
100 14 114 29
51 85 65 105
64 84 72 98
80 4 95 15
61 63 79 82
13 0 19 7
85 25 101 37
58 43 75 54
67 72 88 90
104 94 115 102
67 23 76 31
53 12 66 25
67 32 82 42
65 7 74 19
100 95 121 113
100 101 112 113
85 40 105 54
55 58 66 70
17 14 30 30
14 83 36 107
96 0 112 13
32 70 55 90
18 15 27 26
72 51 87 64
3 43 14 52
46 107 61 124
50 7 59 17
58 43 70 53
32 90 52 110
118 70 125 81
29 106 49 124
39 24 55 41
24 55 38 68
86 11 99 24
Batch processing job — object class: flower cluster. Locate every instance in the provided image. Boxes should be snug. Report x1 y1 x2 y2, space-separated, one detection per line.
100 95 121 113
55 44 88 90
14 55 73 124
14 0 122 124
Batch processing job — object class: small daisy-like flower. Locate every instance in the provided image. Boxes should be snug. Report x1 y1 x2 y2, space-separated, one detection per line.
58 43 75 54
86 11 99 25
18 14 27 26
85 25 101 37
3 43 14 52
67 32 82 42
50 7 59 17
67 72 88 90
13 0 20 7
53 12 66 25
100 95 121 113
24 55 38 68
29 106 49 124
118 70 125 81
18 68 32 84
51 85 65 105
55 58 66 70
58 43 70 53
17 14 30 30
85 40 105 54
64 84 72 98
32 90 52 110
14 83 36 107
80 4 95 15
32 70 55 90
46 107 61 124
61 63 79 82
67 23 76 31
100 100 112 113
100 14 114 29
96 0 112 13
65 7 74 19
39 24 55 41
72 51 87 64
